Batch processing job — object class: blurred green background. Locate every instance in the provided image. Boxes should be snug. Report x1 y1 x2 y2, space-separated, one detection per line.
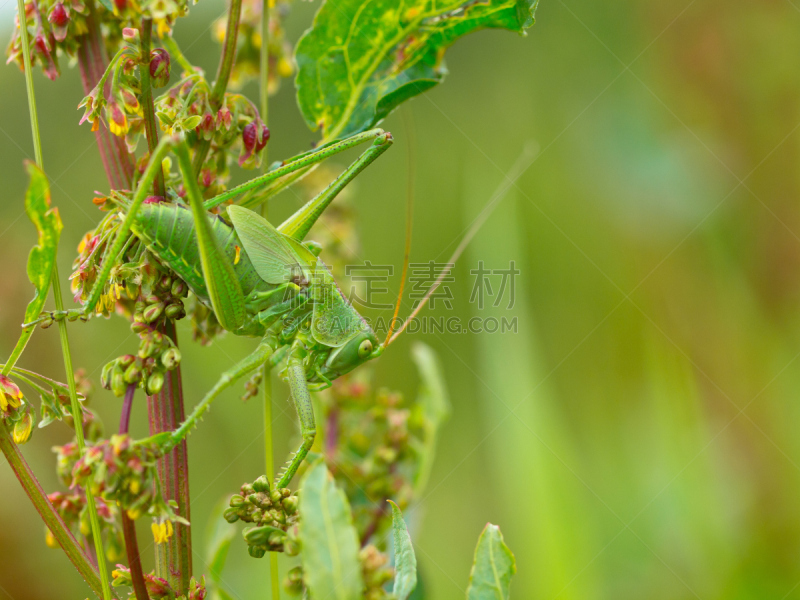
3 0 800 598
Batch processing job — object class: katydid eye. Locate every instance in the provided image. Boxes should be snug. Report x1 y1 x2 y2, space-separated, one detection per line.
358 340 373 358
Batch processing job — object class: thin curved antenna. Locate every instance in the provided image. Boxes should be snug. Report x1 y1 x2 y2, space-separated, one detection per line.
387 141 538 346
384 108 416 346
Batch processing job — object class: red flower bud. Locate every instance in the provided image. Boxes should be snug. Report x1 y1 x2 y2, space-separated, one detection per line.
49 3 69 26
242 121 258 153
149 49 170 88
256 124 270 152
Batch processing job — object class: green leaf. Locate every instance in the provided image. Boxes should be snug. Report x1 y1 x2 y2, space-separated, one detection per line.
22 162 61 325
466 524 516 600
295 0 538 141
389 501 417 600
3 163 62 375
298 460 363 600
411 342 450 496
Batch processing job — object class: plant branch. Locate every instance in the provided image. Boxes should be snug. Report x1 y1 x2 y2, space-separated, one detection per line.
139 19 166 197
14 2 112 596
192 0 243 174
0 425 115 599
119 385 150 600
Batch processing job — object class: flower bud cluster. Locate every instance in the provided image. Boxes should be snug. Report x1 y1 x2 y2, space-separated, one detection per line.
100 330 180 398
113 566 206 600
282 545 393 599
154 78 269 176
47 490 124 561
63 434 179 524
223 476 300 557
212 0 293 93
6 0 89 81
321 377 419 537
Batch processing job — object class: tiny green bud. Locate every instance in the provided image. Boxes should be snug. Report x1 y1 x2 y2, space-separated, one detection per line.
269 490 282 505
145 294 160 305
241 484 255 496
284 538 300 557
146 372 165 395
160 347 181 369
248 545 266 559
253 475 270 493
111 365 127 397
156 275 172 292
101 361 115 390
131 320 149 334
280 488 291 498
143 302 164 323
165 302 185 320
123 363 142 384
244 526 271 545
281 497 298 515
268 531 284 547
230 494 245 507
119 354 136 368
171 279 188 297
223 508 240 523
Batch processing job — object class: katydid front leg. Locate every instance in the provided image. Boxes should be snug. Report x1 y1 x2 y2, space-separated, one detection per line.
275 349 317 488
148 337 276 453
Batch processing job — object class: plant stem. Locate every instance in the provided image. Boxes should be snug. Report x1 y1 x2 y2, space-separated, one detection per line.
14 2 112 597
0 425 114 599
76 0 134 189
53 269 114 600
139 19 166 198
120 385 150 600
192 0 243 174
260 3 279 595
147 321 191 594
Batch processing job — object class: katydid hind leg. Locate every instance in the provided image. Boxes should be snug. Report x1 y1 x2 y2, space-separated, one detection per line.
278 131 394 241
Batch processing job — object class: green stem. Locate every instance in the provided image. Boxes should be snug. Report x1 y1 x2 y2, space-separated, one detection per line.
14 2 112 597
53 269 114 600
139 19 166 197
192 0 243 174
260 4 279 595
0 425 113 599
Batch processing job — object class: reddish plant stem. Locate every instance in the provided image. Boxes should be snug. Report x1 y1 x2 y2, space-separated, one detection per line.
120 385 150 600
147 320 191 594
0 424 114 599
75 0 133 190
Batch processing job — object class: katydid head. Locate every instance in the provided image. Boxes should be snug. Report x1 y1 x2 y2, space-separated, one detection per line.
318 327 383 380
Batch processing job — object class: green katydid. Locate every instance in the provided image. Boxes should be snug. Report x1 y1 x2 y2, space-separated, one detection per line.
27 128 406 488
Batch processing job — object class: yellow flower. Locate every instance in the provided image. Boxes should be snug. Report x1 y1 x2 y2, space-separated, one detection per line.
151 520 174 544
108 103 129 137
0 375 23 412
45 529 58 548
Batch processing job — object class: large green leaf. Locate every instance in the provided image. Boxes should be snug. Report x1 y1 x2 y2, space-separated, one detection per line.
296 0 538 141
466 524 516 600
298 461 363 600
411 342 450 496
389 501 417 600
4 163 62 372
